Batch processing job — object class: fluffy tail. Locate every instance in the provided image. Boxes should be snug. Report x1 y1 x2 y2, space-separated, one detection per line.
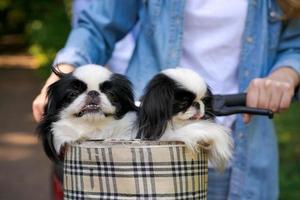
161 121 233 170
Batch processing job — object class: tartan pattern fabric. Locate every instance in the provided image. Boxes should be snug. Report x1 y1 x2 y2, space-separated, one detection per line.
64 141 208 200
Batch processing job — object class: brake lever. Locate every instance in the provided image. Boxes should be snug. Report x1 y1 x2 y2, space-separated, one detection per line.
211 93 274 118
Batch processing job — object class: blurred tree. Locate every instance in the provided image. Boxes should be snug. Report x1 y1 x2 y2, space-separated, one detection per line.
0 0 27 35
0 0 71 75
27 0 71 75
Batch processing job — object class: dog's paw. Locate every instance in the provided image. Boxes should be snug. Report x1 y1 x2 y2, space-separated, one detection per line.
168 121 233 170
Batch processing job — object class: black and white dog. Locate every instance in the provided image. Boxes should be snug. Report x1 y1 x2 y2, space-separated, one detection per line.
38 65 232 169
38 64 138 161
137 68 233 169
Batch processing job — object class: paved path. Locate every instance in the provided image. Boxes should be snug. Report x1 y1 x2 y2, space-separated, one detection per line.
0 67 51 200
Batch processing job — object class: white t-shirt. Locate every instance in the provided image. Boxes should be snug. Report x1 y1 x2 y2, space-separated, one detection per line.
180 0 248 127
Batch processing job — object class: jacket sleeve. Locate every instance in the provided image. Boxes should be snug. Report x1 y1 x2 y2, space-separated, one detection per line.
53 0 140 67
271 19 300 99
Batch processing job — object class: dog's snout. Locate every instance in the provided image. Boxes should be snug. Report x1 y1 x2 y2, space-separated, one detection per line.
86 90 100 105
192 102 200 110
87 90 100 98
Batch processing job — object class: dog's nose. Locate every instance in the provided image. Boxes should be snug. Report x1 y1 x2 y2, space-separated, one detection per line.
87 90 100 98
192 102 200 110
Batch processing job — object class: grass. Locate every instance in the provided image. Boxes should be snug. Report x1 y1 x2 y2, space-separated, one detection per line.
275 102 300 199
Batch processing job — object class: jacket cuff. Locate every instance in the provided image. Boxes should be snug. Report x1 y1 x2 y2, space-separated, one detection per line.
272 52 300 74
53 48 92 67
271 52 300 100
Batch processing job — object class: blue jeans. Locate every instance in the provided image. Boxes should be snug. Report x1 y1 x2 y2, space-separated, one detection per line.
208 168 231 200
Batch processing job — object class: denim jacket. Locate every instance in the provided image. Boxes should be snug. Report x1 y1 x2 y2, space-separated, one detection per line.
54 0 300 199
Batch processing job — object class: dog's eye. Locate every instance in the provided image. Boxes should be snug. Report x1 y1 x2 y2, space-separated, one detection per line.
109 93 118 102
176 101 190 110
180 102 189 108
100 81 112 92
72 80 86 90
183 96 190 101
68 91 79 98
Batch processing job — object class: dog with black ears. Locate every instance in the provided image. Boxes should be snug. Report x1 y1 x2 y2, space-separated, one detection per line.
137 67 233 169
37 64 138 161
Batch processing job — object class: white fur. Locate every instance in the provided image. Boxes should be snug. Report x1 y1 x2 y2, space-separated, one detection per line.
51 64 136 152
160 120 233 170
174 101 205 121
73 64 112 91
163 67 207 98
58 65 116 121
52 111 137 152
160 67 233 170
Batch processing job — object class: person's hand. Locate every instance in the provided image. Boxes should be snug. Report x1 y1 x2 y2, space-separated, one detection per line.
244 67 300 123
32 64 75 122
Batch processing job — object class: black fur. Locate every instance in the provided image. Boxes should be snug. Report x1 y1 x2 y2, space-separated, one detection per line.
137 74 196 140
136 74 176 140
37 114 61 164
37 72 88 163
37 69 137 163
173 89 196 114
100 73 138 119
46 75 88 116
136 73 213 140
202 87 215 120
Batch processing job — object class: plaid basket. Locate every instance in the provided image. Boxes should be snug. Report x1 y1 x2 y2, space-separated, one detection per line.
64 140 208 200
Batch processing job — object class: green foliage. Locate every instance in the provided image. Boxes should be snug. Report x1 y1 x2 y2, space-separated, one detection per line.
25 0 71 76
275 102 300 199
0 0 27 34
1 0 71 77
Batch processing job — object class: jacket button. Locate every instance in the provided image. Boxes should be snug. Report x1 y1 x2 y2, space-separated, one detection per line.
270 11 277 18
246 36 253 43
238 133 243 139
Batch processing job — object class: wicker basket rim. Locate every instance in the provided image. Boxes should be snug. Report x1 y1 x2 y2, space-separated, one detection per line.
69 139 210 150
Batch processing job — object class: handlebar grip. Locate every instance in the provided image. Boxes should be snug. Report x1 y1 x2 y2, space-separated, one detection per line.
219 106 274 118
211 93 274 118
214 93 247 106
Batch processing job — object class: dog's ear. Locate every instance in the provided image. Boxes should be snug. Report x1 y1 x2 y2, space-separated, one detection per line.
137 74 176 140
44 64 73 115
44 80 63 116
37 114 62 164
37 80 63 164
109 74 138 119
202 86 214 120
